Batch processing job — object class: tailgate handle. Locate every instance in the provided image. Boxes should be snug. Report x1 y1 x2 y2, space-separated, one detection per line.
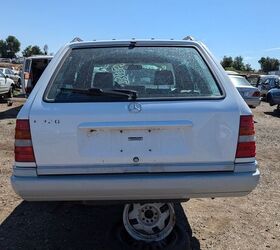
78 120 193 130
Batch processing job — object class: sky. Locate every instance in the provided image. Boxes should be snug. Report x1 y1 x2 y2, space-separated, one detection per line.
1 0 280 69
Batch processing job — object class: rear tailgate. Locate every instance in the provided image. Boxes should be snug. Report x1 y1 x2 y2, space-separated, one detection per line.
29 99 240 175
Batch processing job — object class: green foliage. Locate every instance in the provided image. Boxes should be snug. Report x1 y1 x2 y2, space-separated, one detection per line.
0 35 21 58
0 40 7 57
258 57 280 73
244 64 253 72
22 45 44 57
232 56 245 71
221 56 250 71
221 56 233 68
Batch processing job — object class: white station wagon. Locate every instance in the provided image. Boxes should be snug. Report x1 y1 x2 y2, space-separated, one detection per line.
11 39 259 243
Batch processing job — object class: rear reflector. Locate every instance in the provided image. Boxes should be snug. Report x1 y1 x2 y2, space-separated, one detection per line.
236 142 256 158
15 119 35 162
15 120 31 139
15 146 35 162
236 115 256 159
239 115 255 136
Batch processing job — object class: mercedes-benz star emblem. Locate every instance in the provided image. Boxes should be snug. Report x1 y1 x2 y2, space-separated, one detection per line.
128 102 142 113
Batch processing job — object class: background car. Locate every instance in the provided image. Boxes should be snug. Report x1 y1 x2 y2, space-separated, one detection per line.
256 75 280 99
228 74 261 108
21 55 53 94
0 58 12 63
0 67 21 87
267 86 280 110
0 70 15 98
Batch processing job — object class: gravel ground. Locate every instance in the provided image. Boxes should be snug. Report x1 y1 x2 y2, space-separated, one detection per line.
0 100 279 249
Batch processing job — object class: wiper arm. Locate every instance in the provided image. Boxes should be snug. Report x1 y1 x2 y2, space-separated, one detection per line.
60 87 135 99
108 88 138 100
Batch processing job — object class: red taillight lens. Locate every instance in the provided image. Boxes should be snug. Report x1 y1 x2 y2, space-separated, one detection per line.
239 115 255 136
236 115 256 159
15 120 31 139
236 142 256 158
15 146 35 162
252 91 260 97
15 119 35 162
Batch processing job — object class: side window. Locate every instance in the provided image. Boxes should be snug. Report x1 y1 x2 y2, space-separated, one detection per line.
263 79 269 85
24 59 31 72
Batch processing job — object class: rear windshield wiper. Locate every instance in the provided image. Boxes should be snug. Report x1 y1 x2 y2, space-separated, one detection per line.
60 87 137 100
108 88 138 100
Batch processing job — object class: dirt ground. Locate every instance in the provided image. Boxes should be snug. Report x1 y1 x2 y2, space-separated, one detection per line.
0 100 279 249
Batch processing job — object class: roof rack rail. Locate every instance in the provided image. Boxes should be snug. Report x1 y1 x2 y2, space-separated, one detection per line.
70 37 83 43
183 36 195 41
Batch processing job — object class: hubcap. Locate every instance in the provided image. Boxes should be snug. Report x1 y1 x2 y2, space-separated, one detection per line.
123 203 175 242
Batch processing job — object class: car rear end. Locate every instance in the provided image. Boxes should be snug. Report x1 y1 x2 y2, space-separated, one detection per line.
12 40 259 202
228 75 261 108
267 88 280 107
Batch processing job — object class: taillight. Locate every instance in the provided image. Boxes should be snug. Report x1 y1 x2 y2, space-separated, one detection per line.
236 115 256 159
252 91 260 97
15 119 35 162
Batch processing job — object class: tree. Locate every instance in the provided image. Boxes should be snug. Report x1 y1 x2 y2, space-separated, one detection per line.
232 56 245 71
244 63 253 72
221 56 233 69
0 35 21 58
5 36 21 58
43 44 48 55
0 40 7 57
258 57 280 73
22 45 44 57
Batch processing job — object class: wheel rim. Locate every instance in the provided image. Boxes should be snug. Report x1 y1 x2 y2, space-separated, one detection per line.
123 203 175 242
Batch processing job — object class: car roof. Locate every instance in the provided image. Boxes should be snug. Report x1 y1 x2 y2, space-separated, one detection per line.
67 39 202 49
260 75 279 78
26 55 53 59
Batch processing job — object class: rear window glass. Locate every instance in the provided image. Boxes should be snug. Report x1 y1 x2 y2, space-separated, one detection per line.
45 47 222 102
229 76 251 87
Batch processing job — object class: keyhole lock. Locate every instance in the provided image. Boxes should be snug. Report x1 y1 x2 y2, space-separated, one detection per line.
133 157 139 163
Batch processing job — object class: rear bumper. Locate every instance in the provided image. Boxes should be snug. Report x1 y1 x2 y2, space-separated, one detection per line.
245 97 261 107
11 169 260 201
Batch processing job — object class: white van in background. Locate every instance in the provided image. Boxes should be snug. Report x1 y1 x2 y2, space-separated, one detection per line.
21 55 53 94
